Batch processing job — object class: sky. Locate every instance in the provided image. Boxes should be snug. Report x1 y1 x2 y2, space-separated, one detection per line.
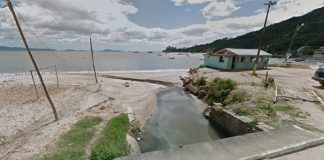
0 0 323 51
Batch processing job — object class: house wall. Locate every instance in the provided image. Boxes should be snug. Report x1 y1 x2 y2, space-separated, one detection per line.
233 56 269 70
204 55 231 70
204 55 270 70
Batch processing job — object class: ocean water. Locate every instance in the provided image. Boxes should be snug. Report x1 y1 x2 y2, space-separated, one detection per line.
0 51 204 74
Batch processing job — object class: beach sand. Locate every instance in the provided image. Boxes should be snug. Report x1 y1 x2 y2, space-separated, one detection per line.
0 70 187 159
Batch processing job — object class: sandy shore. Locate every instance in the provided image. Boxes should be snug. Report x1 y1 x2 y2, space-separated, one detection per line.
0 70 187 159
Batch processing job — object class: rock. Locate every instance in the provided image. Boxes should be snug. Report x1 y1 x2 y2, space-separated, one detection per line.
213 102 223 107
124 82 130 87
186 83 199 95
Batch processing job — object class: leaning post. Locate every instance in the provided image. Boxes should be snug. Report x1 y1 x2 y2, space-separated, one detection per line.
5 0 58 121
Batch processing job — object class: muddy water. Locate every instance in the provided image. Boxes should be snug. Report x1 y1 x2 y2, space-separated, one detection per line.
138 87 225 153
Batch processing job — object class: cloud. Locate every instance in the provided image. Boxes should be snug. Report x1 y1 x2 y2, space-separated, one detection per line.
170 0 241 19
202 0 240 19
0 0 324 51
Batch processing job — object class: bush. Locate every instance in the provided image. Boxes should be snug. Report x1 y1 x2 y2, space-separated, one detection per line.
91 114 130 160
205 78 237 105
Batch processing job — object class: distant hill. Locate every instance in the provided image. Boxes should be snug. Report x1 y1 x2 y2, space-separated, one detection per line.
102 49 122 52
163 6 324 54
0 45 56 51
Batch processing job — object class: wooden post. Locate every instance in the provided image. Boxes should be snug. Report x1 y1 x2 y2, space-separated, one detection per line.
30 70 39 99
6 0 58 121
253 1 276 75
273 85 278 103
265 71 269 87
90 37 98 83
55 66 59 88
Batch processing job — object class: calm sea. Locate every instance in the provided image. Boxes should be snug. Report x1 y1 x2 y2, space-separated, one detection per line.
0 51 204 74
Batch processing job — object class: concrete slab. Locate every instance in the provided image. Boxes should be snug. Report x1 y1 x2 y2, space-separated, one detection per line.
272 144 324 160
116 126 324 160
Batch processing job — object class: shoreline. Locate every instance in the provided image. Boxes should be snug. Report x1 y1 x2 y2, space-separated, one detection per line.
0 70 185 159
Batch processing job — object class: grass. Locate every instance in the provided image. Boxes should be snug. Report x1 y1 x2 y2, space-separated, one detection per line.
223 92 248 106
233 108 250 116
40 116 103 160
90 113 130 160
205 78 237 105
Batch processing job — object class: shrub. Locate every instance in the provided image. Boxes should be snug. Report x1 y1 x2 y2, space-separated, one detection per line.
205 78 237 105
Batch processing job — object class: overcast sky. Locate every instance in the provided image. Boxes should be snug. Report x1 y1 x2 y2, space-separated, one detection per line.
0 0 323 51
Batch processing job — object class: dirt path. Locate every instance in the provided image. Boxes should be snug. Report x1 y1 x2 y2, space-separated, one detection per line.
84 118 109 160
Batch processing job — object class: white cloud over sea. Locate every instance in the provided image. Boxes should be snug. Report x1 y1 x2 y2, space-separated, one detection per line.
0 0 323 51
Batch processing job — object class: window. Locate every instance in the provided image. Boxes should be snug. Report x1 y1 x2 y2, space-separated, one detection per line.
219 56 224 62
250 57 255 62
241 57 245 63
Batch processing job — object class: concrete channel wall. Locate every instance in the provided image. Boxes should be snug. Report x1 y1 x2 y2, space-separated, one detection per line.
116 126 324 160
209 106 272 136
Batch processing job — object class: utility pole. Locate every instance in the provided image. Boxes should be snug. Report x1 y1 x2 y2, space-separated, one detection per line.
253 0 276 75
285 23 304 63
90 37 98 83
5 0 58 121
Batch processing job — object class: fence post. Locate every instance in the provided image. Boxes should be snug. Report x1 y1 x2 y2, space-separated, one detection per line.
30 70 39 99
55 66 59 88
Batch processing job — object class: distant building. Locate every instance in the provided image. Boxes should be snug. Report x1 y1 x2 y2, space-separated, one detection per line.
204 48 272 70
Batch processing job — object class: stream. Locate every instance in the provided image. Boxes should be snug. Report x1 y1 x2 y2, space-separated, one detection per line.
138 87 226 153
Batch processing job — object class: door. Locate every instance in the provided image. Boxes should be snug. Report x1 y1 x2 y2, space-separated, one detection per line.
231 56 236 69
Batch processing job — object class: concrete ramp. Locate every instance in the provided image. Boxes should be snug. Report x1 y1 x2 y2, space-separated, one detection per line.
117 126 324 160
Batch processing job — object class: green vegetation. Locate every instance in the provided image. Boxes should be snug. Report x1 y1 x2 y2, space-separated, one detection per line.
233 108 250 116
194 76 207 86
205 78 237 105
41 116 102 160
247 119 259 132
91 113 130 160
263 76 275 88
163 7 324 54
224 92 248 106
